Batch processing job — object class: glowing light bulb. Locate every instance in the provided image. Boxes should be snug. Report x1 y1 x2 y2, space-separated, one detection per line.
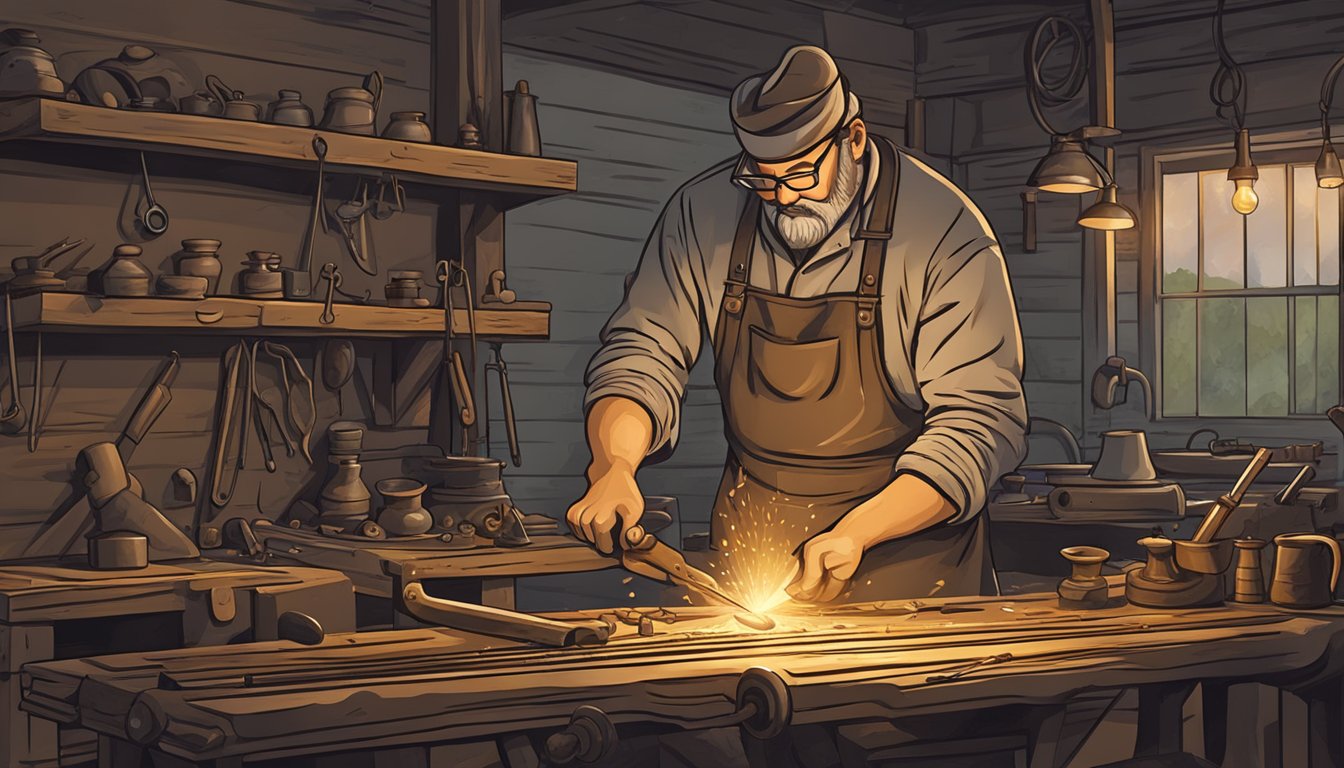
1231 178 1259 215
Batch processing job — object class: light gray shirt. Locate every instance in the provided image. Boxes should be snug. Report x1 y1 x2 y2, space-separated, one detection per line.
584 142 1028 522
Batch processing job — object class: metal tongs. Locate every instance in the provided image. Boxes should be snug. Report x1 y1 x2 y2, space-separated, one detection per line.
620 525 753 613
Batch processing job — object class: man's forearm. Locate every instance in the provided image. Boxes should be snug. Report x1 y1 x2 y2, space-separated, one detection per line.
585 396 655 480
832 472 957 551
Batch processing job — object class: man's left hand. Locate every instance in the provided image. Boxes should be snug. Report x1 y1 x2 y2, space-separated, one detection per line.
787 530 864 603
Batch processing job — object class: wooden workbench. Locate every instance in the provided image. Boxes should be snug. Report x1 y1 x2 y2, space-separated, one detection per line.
253 524 615 608
2 558 354 768
22 585 1344 767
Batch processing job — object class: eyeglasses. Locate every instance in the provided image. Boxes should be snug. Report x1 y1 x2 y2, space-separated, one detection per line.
732 137 840 192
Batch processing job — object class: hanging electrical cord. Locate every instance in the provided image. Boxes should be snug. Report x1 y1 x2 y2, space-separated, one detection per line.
1024 15 1089 137
1208 0 1247 130
1208 0 1259 214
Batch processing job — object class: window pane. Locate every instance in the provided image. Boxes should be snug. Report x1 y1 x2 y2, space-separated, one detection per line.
1318 295 1339 411
1294 165 1319 285
1247 165 1287 288
1163 299 1197 416
1199 297 1247 416
1246 296 1288 416
1202 171 1245 289
1319 186 1340 285
1163 172 1199 293
1295 296 1318 413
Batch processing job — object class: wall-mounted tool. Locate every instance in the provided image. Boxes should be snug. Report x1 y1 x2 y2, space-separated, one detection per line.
482 269 516 305
318 263 340 324
1 292 26 435
251 341 296 460
1090 355 1153 417
26 333 41 453
137 152 170 236
287 135 328 300
485 343 521 467
436 261 478 442
209 342 251 508
261 341 315 464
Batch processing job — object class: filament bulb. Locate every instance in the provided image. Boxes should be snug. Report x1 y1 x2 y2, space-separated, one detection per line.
1231 178 1259 215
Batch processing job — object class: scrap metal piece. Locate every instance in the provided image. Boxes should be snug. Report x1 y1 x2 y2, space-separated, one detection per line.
401 582 610 647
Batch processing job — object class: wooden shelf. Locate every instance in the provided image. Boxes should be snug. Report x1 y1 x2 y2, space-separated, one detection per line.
1 292 550 340
0 98 577 203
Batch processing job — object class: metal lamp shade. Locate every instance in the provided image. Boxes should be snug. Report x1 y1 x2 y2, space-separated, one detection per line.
1317 140 1344 189
1027 139 1105 194
1090 429 1158 483
1078 184 1137 230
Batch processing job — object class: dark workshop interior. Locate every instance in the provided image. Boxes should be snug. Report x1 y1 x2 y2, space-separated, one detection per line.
4 0 1344 766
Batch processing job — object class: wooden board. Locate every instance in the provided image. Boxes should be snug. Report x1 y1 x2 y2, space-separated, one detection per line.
254 526 614 596
1 292 550 341
0 99 577 201
0 558 350 623
21 590 1344 763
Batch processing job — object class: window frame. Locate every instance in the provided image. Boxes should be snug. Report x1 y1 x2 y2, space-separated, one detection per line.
1143 140 1344 424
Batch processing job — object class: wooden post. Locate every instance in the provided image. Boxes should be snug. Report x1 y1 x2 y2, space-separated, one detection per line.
1300 675 1344 768
429 0 504 455
1083 0 1118 445
1135 682 1194 757
1202 681 1230 766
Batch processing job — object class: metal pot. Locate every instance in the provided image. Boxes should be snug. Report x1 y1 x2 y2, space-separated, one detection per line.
319 71 382 135
267 89 313 127
382 111 431 143
238 251 283 297
0 28 65 99
179 90 222 116
72 45 191 110
205 74 261 121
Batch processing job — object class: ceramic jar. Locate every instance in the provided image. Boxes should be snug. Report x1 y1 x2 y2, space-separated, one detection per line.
319 457 371 532
0 28 65 98
384 270 429 307
98 244 153 297
173 238 223 294
376 478 432 536
179 91 222 116
319 71 382 135
267 89 313 127
382 111 431 143
239 251 283 297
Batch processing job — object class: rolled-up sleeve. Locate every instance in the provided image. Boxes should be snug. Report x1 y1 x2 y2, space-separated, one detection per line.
584 189 706 463
894 242 1029 522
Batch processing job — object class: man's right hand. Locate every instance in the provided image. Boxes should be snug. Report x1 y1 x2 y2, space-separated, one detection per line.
566 465 645 555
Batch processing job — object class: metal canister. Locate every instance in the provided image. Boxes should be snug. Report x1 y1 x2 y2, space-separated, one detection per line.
89 531 149 570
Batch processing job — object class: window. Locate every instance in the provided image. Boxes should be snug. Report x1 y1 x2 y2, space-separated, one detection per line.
1159 162 1341 418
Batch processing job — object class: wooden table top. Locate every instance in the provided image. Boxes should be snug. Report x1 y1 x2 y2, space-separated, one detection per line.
23 585 1344 763
253 524 616 596
0 558 350 624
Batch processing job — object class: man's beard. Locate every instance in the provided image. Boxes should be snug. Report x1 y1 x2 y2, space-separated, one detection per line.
767 146 862 251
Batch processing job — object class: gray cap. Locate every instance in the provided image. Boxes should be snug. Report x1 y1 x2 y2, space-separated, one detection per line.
730 46 862 162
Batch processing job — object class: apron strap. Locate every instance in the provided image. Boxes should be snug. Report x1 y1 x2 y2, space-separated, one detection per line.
855 138 900 328
722 195 760 316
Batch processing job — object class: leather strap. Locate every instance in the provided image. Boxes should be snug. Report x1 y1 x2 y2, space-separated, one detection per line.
722 195 759 315
856 137 900 304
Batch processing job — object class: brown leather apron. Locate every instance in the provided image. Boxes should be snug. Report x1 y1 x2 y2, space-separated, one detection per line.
709 138 997 603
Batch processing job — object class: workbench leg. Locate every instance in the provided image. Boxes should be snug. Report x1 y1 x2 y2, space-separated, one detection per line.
1027 706 1068 768
98 735 144 768
1135 682 1194 757
1202 681 1230 766
1300 675 1344 768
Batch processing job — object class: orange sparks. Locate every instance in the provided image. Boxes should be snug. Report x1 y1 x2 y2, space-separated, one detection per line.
705 480 810 617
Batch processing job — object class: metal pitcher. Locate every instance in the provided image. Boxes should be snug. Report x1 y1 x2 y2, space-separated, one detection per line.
1271 533 1341 609
319 71 382 135
205 74 260 121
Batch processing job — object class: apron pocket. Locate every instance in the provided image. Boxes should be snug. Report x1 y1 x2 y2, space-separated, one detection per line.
748 326 840 401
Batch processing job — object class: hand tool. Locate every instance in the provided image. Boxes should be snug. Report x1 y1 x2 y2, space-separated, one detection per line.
137 152 170 236
245 344 277 473
1275 465 1316 506
261 340 315 463
288 135 328 299
436 260 478 437
1 291 26 434
620 525 763 617
925 652 1013 683
318 263 340 324
250 341 296 459
485 343 521 466
20 350 183 557
1192 447 1273 542
27 332 41 452
401 581 610 647
210 342 249 508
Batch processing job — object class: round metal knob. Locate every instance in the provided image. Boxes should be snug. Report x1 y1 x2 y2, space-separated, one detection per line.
735 667 791 740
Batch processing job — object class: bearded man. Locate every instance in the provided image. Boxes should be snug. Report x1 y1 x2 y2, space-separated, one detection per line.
567 46 1028 603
